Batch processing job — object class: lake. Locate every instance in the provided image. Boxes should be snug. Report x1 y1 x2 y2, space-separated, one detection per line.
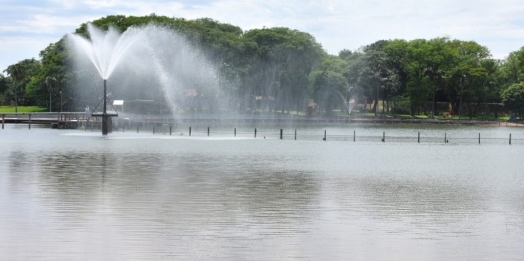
1 124 523 260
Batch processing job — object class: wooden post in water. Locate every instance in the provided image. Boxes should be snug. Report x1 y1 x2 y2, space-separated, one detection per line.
208 127 210 136
28 114 31 129
295 129 297 140
445 133 447 143
170 126 172 135
353 130 355 142
509 133 512 145
478 133 480 144
323 130 326 141
189 127 192 136
2 114 4 129
234 128 236 137
280 129 283 140
255 128 257 138
382 132 385 142
418 132 420 143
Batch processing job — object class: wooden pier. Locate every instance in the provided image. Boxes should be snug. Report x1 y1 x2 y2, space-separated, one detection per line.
1 112 93 129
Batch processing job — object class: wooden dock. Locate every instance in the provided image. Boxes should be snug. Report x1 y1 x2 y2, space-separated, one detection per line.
1 112 95 129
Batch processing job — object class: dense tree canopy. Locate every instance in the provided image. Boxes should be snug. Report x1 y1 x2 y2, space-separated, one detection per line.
2 14 524 118
501 82 524 118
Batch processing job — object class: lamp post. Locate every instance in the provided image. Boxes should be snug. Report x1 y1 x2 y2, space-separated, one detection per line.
375 83 378 117
45 76 56 112
49 89 52 112
14 80 17 114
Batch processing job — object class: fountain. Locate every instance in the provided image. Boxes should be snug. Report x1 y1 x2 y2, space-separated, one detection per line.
66 23 222 135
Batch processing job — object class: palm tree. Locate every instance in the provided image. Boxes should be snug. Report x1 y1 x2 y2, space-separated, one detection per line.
3 64 25 113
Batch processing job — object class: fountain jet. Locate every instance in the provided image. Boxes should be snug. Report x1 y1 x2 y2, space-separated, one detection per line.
67 23 223 135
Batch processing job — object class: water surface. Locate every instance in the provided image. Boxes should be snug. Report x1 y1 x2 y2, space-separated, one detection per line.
1 125 523 260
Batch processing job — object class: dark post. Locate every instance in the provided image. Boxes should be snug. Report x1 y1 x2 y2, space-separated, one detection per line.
15 82 17 114
295 129 297 140
234 128 236 137
478 133 480 144
280 129 283 140
509 133 512 145
255 128 257 138
323 130 326 141
445 133 447 143
382 132 385 142
170 126 172 135
28 114 31 129
208 127 210 136
418 132 420 143
353 130 355 142
2 114 4 129
102 79 109 136
189 127 192 136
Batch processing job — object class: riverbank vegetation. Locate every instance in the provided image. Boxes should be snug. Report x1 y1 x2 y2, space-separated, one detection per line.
0 106 47 113
2 14 524 120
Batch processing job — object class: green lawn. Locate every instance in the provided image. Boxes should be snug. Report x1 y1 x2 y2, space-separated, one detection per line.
0 106 48 113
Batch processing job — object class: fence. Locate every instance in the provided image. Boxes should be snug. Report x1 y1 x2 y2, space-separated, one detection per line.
103 125 523 145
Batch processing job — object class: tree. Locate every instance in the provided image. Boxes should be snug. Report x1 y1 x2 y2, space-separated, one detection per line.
0 74 8 105
242 27 324 113
402 39 433 115
501 82 524 119
3 58 41 112
346 40 400 116
446 40 490 118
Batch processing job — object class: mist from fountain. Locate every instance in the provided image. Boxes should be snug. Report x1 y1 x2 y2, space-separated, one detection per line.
66 23 223 117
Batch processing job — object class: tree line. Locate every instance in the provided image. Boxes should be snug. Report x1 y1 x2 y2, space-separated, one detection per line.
2 14 524 118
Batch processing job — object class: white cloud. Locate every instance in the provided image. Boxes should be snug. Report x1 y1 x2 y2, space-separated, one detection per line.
0 36 55 73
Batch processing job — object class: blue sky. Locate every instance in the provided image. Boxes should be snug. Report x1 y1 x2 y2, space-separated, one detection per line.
2 0 524 74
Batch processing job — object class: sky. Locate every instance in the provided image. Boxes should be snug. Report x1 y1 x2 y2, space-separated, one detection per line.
2 0 524 74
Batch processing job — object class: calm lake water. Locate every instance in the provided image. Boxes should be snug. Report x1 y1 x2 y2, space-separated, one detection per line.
1 124 523 260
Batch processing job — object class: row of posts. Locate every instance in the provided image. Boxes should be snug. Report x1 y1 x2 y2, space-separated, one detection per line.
0 116 516 145
0 114 514 145
126 125 515 145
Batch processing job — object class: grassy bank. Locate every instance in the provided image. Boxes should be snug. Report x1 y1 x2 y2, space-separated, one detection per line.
0 106 48 113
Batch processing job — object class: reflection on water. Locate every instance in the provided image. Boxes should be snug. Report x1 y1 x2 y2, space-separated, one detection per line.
0 126 523 260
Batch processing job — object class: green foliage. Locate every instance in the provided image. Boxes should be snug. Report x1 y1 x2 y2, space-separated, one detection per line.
0 14 522 118
501 82 524 115
3 58 42 106
0 106 47 113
